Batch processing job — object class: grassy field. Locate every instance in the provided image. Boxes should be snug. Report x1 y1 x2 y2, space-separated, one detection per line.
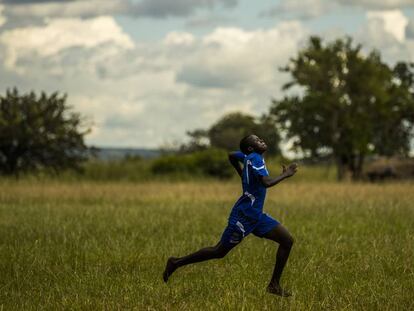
0 180 413 310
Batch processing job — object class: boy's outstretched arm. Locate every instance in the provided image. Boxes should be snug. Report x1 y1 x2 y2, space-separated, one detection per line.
228 152 243 178
260 163 298 188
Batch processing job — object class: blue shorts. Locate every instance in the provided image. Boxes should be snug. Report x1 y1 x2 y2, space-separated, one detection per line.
220 209 279 247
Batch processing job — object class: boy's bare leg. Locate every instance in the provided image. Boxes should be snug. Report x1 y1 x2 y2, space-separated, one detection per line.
163 241 234 282
262 224 294 297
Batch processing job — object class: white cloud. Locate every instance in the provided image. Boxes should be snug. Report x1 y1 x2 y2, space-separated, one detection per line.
0 4 6 27
260 0 414 20
406 20 414 39
337 0 414 10
366 10 408 42
260 0 336 20
1 0 240 22
184 15 234 29
0 18 307 148
0 16 134 71
177 22 306 89
354 10 414 65
163 32 195 46
3 0 127 19
129 0 238 18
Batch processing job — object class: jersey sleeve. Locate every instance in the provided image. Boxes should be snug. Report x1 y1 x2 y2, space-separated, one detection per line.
251 154 269 177
231 151 246 163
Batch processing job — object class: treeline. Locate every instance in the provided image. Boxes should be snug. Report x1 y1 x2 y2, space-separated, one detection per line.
1 36 414 181
163 36 414 181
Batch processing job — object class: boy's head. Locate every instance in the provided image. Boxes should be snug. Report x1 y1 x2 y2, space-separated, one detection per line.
239 134 267 154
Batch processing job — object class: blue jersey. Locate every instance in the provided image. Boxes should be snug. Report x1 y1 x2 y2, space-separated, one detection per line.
232 151 269 220
220 151 279 247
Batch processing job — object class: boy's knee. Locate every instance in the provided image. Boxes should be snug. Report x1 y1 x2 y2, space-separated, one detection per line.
284 235 294 249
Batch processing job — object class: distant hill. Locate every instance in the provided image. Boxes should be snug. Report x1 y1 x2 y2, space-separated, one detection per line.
92 147 161 160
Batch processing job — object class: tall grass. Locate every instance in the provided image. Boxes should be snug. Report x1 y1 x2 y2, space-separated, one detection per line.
0 180 413 310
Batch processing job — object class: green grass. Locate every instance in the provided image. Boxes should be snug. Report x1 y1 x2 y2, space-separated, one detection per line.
0 180 413 310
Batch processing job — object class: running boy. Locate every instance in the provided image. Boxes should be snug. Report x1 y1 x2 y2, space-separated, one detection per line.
163 134 298 297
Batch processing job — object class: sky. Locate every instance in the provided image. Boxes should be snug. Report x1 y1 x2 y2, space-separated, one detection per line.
0 0 414 149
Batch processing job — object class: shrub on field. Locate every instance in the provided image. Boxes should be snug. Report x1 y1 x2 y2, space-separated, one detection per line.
365 157 414 181
66 156 153 181
151 148 233 179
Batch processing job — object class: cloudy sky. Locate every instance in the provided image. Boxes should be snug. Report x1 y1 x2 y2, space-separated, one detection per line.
0 0 414 148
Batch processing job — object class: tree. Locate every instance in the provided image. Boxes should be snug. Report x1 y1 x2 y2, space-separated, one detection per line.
179 129 209 153
375 62 414 156
0 88 91 176
182 112 281 155
269 37 414 180
208 113 256 151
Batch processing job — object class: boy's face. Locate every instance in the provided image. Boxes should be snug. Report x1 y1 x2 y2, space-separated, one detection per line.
248 135 267 154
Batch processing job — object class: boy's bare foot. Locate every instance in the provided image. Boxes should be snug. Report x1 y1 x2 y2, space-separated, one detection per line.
266 283 292 297
163 257 178 283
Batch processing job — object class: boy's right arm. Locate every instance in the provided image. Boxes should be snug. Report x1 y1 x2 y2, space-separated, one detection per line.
260 163 298 188
228 152 243 178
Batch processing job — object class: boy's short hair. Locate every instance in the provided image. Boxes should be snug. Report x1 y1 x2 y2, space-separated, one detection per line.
239 135 253 154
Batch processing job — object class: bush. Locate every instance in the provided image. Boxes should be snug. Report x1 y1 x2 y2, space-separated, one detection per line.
151 148 233 179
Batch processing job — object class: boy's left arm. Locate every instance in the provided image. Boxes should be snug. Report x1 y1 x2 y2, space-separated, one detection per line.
259 163 298 188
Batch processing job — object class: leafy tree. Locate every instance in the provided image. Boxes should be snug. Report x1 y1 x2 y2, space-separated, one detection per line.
376 62 414 156
182 112 281 155
179 129 209 153
269 37 414 180
0 88 91 176
208 112 257 151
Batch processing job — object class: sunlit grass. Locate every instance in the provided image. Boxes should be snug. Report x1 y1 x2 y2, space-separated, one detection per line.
0 180 413 310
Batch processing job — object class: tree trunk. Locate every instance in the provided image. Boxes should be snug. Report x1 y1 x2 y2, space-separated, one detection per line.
336 156 346 181
5 156 17 175
351 154 364 181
